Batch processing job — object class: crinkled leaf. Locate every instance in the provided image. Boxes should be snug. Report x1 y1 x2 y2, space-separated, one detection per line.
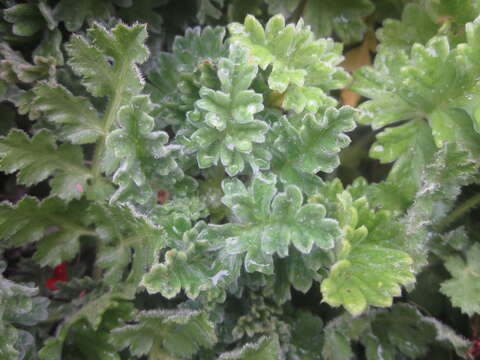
219 174 339 274
197 0 224 24
301 0 374 44
0 43 56 84
118 0 163 34
274 247 331 303
181 44 268 175
267 0 374 44
0 262 49 360
107 95 179 205
271 106 356 194
289 311 324 359
142 219 230 299
147 26 227 127
354 20 480 161
39 292 131 360
53 0 115 32
370 119 436 205
229 14 349 113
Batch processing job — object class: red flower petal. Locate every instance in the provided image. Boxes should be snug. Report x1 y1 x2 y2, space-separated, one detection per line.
46 278 59 290
45 262 69 290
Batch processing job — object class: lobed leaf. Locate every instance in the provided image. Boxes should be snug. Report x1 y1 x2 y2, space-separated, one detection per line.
440 243 480 316
92 203 166 297
66 22 148 101
219 173 339 274
322 304 469 359
0 196 92 266
229 14 349 113
107 95 180 205
218 336 281 360
0 129 91 200
180 44 269 176
111 309 217 358
314 183 415 315
271 106 356 195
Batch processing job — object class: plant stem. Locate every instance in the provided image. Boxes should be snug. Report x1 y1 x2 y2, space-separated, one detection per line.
435 192 480 230
90 59 130 178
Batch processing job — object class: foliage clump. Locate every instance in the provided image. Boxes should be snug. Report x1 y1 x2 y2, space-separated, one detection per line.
1 1 479 359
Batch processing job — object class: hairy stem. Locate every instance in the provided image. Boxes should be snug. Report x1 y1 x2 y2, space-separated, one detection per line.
90 58 130 178
435 192 480 230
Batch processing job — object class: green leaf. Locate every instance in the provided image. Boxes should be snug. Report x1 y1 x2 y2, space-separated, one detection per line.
32 82 104 144
181 44 268 175
118 0 163 34
354 19 480 162
376 4 438 53
405 143 477 268
0 196 92 266
142 219 231 299
3 3 45 37
441 243 480 316
197 0 224 24
229 14 349 113
218 336 281 360
424 0 480 34
0 129 91 200
267 0 375 44
370 119 436 205
220 174 339 274
61 319 121 360
0 261 49 360
274 247 331 302
323 304 469 360
289 311 324 359
66 22 148 100
147 26 227 127
0 43 57 84
301 0 374 44
33 29 64 65
271 106 356 195
315 184 415 315
53 0 115 32
106 95 179 205
111 309 217 358
92 203 165 297
39 292 131 360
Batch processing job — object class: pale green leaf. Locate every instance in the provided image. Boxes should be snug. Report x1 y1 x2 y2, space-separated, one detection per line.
0 129 91 200
220 174 339 275
229 14 349 113
181 44 268 175
0 196 91 266
111 309 217 358
441 243 480 316
218 336 281 360
315 185 415 315
32 82 104 144
66 22 148 100
271 106 356 195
